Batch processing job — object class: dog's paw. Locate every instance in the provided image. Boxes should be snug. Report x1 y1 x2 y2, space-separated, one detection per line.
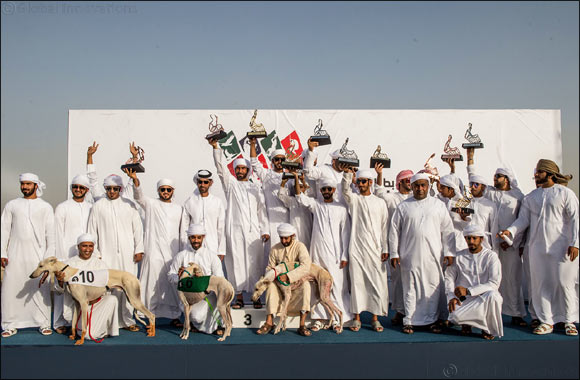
217 336 226 342
68 334 76 340
74 339 84 346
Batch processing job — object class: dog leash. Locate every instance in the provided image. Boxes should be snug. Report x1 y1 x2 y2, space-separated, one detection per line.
204 297 223 328
74 297 104 343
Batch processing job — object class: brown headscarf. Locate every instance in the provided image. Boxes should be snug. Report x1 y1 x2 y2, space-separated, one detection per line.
536 159 573 185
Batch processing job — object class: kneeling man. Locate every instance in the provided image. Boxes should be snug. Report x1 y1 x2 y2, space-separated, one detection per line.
257 223 313 336
168 224 224 336
54 233 120 341
446 224 503 340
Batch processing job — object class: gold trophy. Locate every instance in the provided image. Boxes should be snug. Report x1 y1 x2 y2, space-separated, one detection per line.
205 114 228 141
440 134 463 161
121 145 145 173
369 145 391 168
246 109 267 138
461 122 484 149
451 189 474 214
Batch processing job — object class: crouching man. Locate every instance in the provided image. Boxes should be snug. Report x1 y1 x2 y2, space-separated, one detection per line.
167 224 224 336
446 224 503 340
256 223 313 337
53 233 120 341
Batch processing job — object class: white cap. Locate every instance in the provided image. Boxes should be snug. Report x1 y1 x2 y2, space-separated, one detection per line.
439 174 462 195
330 149 341 159
19 173 46 196
277 223 297 237
495 167 520 189
71 174 90 188
187 223 206 236
463 224 486 237
156 179 174 189
103 174 124 188
468 174 488 187
77 233 96 245
356 169 375 180
410 173 430 184
194 169 213 182
319 176 337 188
270 149 286 160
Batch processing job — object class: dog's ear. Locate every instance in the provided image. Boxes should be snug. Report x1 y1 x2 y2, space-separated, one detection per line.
187 262 195 267
48 257 57 264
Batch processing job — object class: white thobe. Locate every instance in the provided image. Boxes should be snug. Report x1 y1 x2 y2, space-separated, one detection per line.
507 184 579 325
133 185 187 320
445 247 503 337
213 149 268 294
342 172 389 316
182 190 226 256
54 255 119 340
277 187 313 247
376 187 412 315
1 198 55 330
389 196 456 326
251 158 289 247
303 150 346 205
296 193 352 322
168 246 224 334
88 196 144 327
467 164 527 318
53 198 93 329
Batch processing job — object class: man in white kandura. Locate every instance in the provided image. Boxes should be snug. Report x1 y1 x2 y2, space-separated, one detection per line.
209 138 269 309
278 171 314 247
1 173 55 338
303 138 349 204
341 166 389 332
389 173 456 335
182 170 226 261
439 173 470 253
297 176 352 331
53 233 120 341
168 224 225 336
499 159 579 336
375 165 414 326
446 224 503 340
466 147 528 327
88 174 144 332
249 138 289 247
256 223 313 337
125 168 188 328
53 174 94 334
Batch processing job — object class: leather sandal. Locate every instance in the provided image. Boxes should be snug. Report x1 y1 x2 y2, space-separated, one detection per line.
429 323 442 334
298 326 312 337
349 320 361 332
460 325 472 336
256 323 273 335
310 320 324 332
39 326 53 336
564 323 578 336
481 330 495 340
232 299 244 309
170 319 183 328
1 328 17 338
402 325 414 334
533 323 553 335
371 320 384 332
391 312 404 326
252 300 262 309
511 317 527 327
123 324 140 332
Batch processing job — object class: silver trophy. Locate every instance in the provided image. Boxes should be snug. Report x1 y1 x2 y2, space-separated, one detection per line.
205 114 228 141
440 134 463 161
310 119 331 146
461 122 484 149
121 145 145 173
369 145 391 168
246 109 267 138
337 138 360 167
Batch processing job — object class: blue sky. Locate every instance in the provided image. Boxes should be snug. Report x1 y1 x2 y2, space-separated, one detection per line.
1 1 578 207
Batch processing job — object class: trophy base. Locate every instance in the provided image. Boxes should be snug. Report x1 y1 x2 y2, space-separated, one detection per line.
451 207 474 214
462 143 484 149
206 130 228 141
281 161 303 170
310 135 332 146
337 157 360 167
246 131 267 139
282 172 299 180
441 154 464 161
121 163 145 173
370 157 391 168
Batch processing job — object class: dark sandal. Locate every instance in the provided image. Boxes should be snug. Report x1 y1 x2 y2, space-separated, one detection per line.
460 325 472 336
481 330 495 340
530 319 541 329
214 327 225 336
391 312 404 326
232 299 244 309
253 300 263 309
123 324 140 332
55 326 69 335
170 319 184 328
298 326 312 337
256 323 273 335
402 325 414 334
511 317 527 327
429 323 442 334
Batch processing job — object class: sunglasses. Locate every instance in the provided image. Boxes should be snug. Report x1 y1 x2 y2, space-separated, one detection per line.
493 174 506 179
321 186 334 192
197 180 211 185
105 186 121 192
272 157 284 162
356 179 368 184
72 185 87 190
469 182 482 188
159 187 173 193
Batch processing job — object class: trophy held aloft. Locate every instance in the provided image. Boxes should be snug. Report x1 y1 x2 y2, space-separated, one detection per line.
337 138 360 167
282 144 303 180
310 119 331 146
440 134 463 161
461 123 484 149
121 145 145 173
369 145 391 168
205 114 228 141
246 109 267 139
451 191 475 214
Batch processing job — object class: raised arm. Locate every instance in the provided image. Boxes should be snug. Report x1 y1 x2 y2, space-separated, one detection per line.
303 138 324 181
123 167 150 210
341 169 354 206
86 141 104 200
249 138 267 180
210 138 231 192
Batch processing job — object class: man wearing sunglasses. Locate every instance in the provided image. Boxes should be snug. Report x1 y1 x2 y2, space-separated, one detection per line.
210 138 269 310
88 173 144 332
296 176 352 332
340 166 389 332
498 159 578 336
249 138 289 250
303 138 349 205
389 173 456 335
1 173 54 338
466 147 528 328
124 167 188 329
52 173 94 334
182 170 226 262
374 163 414 327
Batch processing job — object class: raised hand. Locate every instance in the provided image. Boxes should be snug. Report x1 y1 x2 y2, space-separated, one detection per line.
307 137 319 152
87 141 99 156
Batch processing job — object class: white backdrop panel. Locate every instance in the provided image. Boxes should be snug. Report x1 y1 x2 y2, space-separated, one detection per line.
68 109 561 204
